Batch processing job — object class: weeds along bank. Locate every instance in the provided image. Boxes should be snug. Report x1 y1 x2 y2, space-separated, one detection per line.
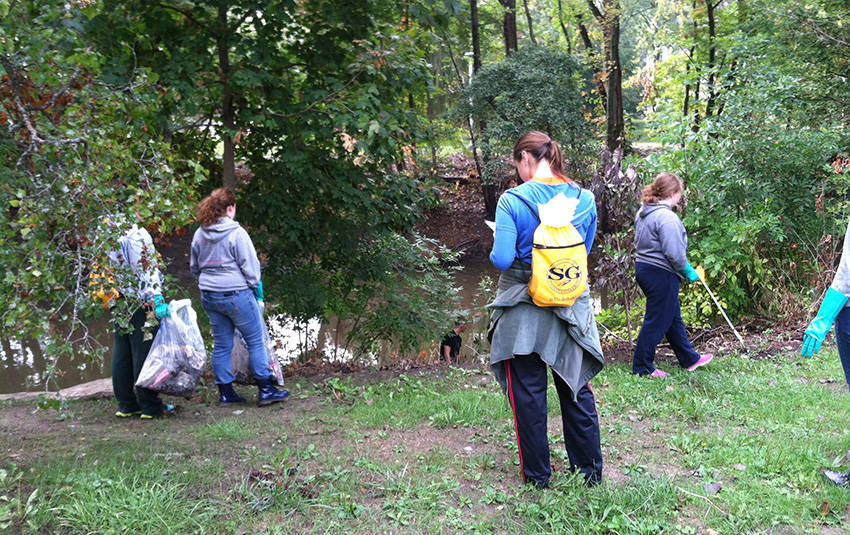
4 351 850 534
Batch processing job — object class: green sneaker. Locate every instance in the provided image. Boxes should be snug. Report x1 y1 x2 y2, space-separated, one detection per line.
115 410 142 418
140 403 176 420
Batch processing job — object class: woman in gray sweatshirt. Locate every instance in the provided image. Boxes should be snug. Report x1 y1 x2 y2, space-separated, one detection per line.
191 188 289 406
632 173 713 377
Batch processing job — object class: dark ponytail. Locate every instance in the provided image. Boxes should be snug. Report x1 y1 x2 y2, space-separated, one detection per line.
512 131 568 180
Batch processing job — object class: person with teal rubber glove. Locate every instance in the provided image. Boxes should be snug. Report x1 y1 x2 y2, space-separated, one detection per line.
191 188 289 407
801 219 850 487
107 220 175 420
632 172 713 377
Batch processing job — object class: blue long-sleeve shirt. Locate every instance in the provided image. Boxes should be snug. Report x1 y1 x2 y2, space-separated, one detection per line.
489 180 598 271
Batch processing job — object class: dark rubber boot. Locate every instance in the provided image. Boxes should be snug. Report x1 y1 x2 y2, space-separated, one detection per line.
257 378 290 406
218 383 246 404
823 469 850 487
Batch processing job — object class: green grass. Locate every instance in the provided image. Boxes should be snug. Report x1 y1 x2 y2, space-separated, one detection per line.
5 349 850 533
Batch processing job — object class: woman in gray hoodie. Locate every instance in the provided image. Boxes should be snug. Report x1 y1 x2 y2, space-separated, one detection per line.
190 188 289 406
633 173 713 377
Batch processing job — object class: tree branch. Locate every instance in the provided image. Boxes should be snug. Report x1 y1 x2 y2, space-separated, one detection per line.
765 7 850 48
25 66 82 112
265 72 362 119
586 0 603 22
157 2 204 28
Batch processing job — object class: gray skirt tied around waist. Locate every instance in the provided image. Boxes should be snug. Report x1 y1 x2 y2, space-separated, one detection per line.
487 260 604 401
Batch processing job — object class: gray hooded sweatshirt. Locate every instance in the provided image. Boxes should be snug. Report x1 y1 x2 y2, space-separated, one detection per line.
634 203 689 281
190 217 261 292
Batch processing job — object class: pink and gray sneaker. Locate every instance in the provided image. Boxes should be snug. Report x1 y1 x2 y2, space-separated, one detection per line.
687 353 714 371
649 369 668 378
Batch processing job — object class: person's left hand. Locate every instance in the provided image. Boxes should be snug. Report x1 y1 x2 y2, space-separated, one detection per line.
152 294 169 319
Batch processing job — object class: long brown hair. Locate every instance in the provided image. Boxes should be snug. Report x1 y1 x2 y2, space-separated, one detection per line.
196 188 237 227
641 172 683 204
512 131 568 180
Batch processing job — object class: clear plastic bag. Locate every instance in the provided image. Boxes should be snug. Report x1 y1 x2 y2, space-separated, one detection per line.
136 299 208 398
232 302 284 386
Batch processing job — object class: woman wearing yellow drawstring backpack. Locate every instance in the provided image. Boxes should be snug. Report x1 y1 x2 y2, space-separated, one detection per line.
487 131 604 488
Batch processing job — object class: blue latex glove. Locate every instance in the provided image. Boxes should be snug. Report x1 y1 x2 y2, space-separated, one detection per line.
802 287 849 357
680 263 700 284
253 281 264 302
152 294 170 320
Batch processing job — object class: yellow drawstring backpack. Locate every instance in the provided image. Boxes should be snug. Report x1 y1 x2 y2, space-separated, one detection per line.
509 189 587 307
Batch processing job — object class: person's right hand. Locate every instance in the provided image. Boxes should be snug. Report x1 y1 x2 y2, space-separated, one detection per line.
680 263 700 284
253 281 264 302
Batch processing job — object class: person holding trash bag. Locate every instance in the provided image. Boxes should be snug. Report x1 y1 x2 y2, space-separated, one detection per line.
487 131 604 488
107 219 175 419
632 172 713 378
801 218 850 487
191 188 289 407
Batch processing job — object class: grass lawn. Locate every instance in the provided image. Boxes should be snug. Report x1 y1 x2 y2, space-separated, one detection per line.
3 347 850 534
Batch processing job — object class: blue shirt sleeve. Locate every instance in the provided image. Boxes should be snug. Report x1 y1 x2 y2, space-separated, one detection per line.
490 196 519 271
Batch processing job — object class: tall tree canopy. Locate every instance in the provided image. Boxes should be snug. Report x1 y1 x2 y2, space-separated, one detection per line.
0 0 203 371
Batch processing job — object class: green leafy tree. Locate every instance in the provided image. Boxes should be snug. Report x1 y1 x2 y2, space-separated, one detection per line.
455 44 596 182
0 0 204 386
90 0 464 355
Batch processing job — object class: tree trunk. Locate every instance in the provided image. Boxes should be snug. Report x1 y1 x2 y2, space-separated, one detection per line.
602 0 624 151
704 0 719 118
522 0 537 44
557 0 572 53
683 45 694 118
471 0 482 73
483 184 498 221
576 14 606 107
217 4 236 189
498 0 518 56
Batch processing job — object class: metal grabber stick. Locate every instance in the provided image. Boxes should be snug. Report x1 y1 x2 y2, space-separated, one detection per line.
698 276 746 349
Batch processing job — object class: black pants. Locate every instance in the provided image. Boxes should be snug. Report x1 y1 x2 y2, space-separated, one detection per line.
112 306 164 417
505 354 603 487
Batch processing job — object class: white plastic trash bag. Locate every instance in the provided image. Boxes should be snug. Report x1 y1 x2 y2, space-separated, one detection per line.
232 302 284 386
136 299 208 398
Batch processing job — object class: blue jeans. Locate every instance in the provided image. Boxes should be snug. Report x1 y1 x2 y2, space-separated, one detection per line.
832 307 850 389
633 262 700 374
201 289 271 385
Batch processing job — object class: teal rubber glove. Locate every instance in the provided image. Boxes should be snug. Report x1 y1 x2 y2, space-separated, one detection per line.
152 294 169 320
253 281 264 302
680 263 700 284
802 287 849 357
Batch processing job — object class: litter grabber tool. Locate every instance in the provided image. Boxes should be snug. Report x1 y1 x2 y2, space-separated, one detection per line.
695 266 746 349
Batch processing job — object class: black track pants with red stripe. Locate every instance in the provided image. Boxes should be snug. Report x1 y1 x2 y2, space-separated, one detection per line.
505 354 603 487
